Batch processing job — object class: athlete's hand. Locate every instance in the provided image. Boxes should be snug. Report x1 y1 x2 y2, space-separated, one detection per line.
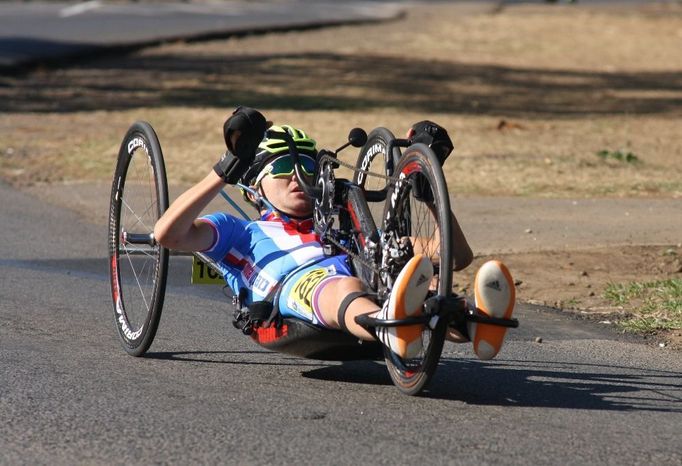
214 106 268 184
407 120 453 165
406 120 453 203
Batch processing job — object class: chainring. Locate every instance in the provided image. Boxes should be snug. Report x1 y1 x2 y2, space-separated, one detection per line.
314 159 335 236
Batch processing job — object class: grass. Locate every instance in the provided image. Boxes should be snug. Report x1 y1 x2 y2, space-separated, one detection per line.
596 149 640 164
604 279 682 333
1 3 682 197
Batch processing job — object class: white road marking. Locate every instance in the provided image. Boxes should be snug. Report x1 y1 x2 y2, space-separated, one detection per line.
59 0 102 18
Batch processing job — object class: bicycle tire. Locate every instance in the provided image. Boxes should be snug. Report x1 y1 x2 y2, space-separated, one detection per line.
349 128 400 290
380 143 452 395
108 121 169 356
353 127 401 224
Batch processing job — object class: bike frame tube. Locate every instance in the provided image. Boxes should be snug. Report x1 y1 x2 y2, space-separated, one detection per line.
355 294 518 329
344 183 379 248
194 251 224 276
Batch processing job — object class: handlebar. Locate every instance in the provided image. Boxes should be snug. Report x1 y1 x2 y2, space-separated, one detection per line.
386 138 411 156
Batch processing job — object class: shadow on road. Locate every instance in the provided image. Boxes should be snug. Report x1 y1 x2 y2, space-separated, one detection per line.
144 350 340 368
303 357 682 412
2 51 681 116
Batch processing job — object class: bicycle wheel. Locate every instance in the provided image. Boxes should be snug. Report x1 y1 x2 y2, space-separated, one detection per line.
381 143 452 395
108 121 169 356
353 127 401 225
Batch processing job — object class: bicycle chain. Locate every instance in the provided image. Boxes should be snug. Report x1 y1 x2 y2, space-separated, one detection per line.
318 154 397 184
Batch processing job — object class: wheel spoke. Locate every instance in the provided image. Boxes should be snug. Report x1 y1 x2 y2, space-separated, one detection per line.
122 243 152 313
109 123 169 356
381 149 450 395
121 196 156 233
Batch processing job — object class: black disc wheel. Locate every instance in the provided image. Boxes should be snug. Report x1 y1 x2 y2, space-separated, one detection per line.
108 121 169 356
380 143 452 395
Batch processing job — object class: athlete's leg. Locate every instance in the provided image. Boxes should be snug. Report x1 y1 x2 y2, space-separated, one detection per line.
315 276 379 341
315 255 434 359
315 258 517 360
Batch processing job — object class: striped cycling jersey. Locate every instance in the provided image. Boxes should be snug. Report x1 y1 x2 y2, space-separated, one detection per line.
199 210 335 304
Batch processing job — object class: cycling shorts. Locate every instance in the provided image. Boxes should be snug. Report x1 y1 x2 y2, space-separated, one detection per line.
277 255 352 328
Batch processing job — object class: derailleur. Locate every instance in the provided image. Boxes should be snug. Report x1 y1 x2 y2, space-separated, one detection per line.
379 231 414 299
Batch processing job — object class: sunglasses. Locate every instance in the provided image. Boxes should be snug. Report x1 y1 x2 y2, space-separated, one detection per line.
255 155 317 184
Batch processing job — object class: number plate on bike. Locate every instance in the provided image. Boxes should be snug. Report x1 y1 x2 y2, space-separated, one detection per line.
191 257 224 285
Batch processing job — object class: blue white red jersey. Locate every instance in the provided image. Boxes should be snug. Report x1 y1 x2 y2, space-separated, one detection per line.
198 210 333 304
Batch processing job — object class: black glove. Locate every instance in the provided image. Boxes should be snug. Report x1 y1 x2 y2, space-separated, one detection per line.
409 120 454 165
213 106 267 184
408 121 453 203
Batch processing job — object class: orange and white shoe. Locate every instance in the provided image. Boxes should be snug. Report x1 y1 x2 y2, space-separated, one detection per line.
469 260 516 360
376 254 433 359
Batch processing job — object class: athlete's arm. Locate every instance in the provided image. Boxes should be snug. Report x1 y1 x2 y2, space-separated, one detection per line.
154 120 245 252
449 210 473 271
411 208 473 271
154 170 226 252
154 107 268 252
405 123 471 270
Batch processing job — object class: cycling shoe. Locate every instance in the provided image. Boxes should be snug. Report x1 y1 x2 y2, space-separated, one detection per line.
470 260 516 360
376 254 433 359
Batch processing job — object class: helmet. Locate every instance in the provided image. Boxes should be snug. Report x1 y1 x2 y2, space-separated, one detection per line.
240 124 317 188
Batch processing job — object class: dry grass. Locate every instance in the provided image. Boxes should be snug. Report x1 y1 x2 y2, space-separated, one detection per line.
2 3 681 196
3 110 682 198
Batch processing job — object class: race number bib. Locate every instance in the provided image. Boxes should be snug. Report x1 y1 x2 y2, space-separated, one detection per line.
191 257 224 285
287 266 336 318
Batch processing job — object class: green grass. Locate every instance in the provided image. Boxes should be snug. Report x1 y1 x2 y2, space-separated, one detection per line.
596 149 640 164
604 279 682 333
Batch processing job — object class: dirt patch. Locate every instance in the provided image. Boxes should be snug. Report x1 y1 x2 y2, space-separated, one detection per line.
457 245 682 310
455 245 682 349
1 2 681 342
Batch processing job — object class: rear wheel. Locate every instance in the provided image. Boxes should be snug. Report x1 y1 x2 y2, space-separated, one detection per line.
108 121 169 356
381 143 452 395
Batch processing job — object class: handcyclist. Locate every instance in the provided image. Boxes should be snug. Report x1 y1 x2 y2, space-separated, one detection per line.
154 106 515 360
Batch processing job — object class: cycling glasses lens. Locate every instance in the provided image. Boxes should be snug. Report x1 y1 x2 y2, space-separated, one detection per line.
260 155 316 181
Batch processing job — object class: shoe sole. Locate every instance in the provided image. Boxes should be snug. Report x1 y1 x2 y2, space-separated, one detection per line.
472 260 515 360
387 254 433 358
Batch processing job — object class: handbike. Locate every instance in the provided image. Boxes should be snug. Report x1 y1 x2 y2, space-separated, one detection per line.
108 121 519 396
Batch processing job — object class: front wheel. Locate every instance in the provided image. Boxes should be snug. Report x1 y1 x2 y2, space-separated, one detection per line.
381 143 452 395
353 127 400 188
108 121 169 356
351 127 400 290
353 127 401 225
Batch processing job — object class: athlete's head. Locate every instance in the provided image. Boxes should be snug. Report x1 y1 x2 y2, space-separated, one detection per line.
239 125 318 218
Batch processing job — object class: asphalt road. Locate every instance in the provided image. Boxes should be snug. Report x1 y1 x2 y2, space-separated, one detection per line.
1 0 662 71
1 180 681 464
0 1 404 70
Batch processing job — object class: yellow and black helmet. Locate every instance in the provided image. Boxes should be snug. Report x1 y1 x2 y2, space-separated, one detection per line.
240 124 317 187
